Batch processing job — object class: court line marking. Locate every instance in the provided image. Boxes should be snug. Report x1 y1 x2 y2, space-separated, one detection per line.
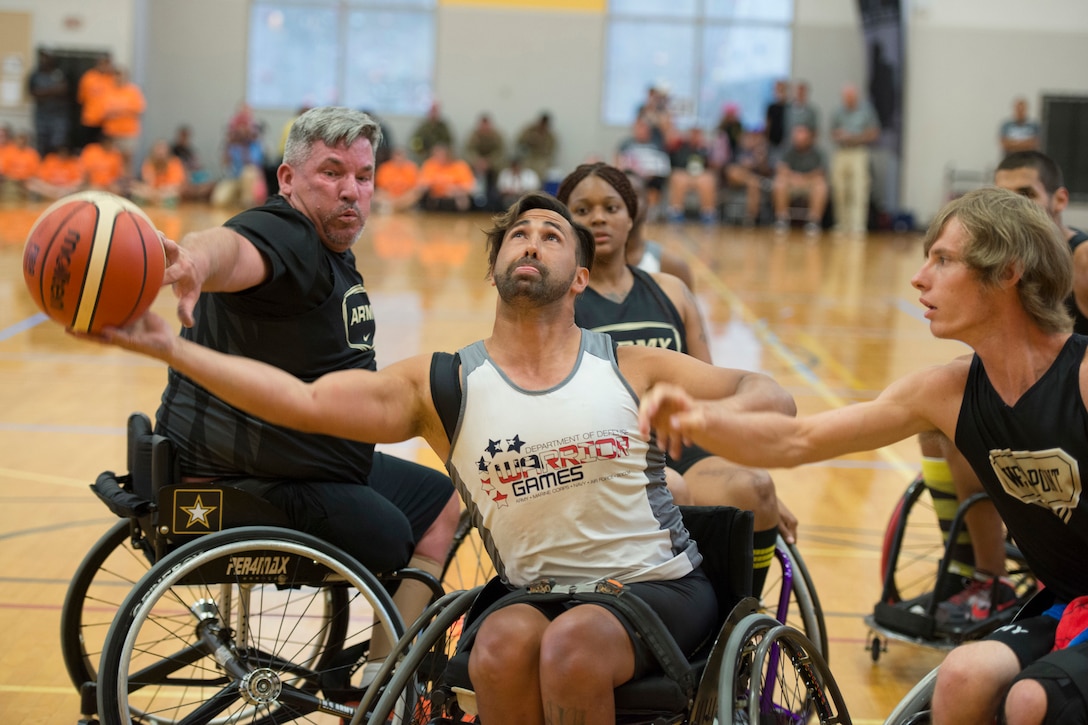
0 312 47 341
675 242 916 484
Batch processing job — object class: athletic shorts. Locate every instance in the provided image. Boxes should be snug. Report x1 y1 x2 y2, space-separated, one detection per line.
983 613 1059 669
491 568 717 678
1013 641 1088 724
230 452 454 574
666 443 715 476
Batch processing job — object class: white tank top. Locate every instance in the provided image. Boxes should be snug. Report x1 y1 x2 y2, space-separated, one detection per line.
446 330 699 587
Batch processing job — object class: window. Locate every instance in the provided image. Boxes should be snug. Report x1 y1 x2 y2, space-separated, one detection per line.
247 0 435 115
603 0 793 130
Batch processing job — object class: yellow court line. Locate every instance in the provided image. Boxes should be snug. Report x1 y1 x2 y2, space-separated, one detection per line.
0 684 74 694
678 247 916 484
0 466 89 489
793 330 870 392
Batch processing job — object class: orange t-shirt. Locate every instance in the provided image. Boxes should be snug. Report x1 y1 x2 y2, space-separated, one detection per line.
0 146 41 181
78 68 115 126
376 159 419 198
37 154 84 186
418 159 476 198
141 157 186 189
80 143 125 188
102 84 146 139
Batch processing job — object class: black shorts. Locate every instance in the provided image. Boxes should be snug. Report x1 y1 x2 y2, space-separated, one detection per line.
1014 641 1088 724
497 568 717 678
231 452 454 573
983 613 1059 669
666 443 715 476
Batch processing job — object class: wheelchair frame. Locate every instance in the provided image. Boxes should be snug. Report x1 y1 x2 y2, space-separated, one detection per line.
359 506 849 725
865 473 1038 662
64 413 442 725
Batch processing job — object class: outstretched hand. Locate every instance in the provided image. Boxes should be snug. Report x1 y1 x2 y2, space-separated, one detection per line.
160 235 202 328
638 383 703 460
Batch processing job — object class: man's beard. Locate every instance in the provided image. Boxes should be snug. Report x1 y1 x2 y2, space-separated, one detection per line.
494 257 574 306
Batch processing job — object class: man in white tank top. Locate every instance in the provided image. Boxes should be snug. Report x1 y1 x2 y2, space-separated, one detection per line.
90 192 795 725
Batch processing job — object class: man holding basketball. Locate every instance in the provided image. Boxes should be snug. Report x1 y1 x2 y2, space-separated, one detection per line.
154 106 459 679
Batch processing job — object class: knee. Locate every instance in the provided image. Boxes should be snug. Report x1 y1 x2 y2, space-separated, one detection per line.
742 468 778 520
470 614 540 683
538 620 614 686
1004 679 1048 725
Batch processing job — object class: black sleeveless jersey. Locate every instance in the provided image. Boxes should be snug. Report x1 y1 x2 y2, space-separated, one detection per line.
954 334 1088 602
574 266 687 354
1069 228 1088 335
157 195 377 482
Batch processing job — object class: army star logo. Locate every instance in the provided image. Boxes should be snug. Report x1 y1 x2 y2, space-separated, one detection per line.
181 494 218 528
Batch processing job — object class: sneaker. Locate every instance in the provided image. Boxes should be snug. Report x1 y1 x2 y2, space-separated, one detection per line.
700 210 718 225
666 208 685 223
774 218 790 235
803 221 821 238
936 575 1019 626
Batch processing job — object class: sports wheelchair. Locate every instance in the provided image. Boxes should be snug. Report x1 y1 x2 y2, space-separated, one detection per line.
63 413 443 725
865 474 1038 662
357 505 849 725
442 508 830 663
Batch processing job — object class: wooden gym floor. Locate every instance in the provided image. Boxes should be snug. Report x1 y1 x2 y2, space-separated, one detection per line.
0 199 965 723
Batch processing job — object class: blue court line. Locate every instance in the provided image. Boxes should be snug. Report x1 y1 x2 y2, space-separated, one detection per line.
895 297 929 324
0 313 47 342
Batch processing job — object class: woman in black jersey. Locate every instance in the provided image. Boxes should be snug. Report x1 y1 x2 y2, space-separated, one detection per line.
558 162 797 595
640 187 1088 725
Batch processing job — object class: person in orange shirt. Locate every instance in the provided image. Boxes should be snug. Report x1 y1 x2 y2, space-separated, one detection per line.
26 146 84 200
415 143 476 212
131 139 185 206
0 131 42 200
77 53 115 147
101 68 146 175
374 146 420 213
80 136 126 194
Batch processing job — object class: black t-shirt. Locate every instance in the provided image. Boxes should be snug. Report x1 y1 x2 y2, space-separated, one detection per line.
955 334 1088 603
157 195 378 481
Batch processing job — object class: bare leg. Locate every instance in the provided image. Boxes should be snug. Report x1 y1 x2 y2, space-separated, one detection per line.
932 640 1021 724
1005 679 1048 725
471 604 549 725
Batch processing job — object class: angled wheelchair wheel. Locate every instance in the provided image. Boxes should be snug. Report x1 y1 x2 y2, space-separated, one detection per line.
60 520 155 691
760 536 829 663
721 613 850 724
883 666 937 725
96 526 403 725
441 509 496 592
361 586 483 725
880 475 948 604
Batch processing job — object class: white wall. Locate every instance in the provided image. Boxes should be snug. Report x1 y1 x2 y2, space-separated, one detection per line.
0 0 136 131
5 0 1087 226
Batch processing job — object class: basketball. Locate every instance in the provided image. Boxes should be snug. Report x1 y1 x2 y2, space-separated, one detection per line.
22 191 166 334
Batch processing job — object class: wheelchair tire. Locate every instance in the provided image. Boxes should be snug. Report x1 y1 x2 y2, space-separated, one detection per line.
60 520 155 691
883 665 937 725
96 526 403 725
761 537 829 663
363 586 483 725
441 508 496 592
720 613 850 724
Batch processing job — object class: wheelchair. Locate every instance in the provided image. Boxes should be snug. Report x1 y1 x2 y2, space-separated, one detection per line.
358 506 850 725
865 474 1039 662
882 590 1055 724
63 413 442 725
442 508 829 663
